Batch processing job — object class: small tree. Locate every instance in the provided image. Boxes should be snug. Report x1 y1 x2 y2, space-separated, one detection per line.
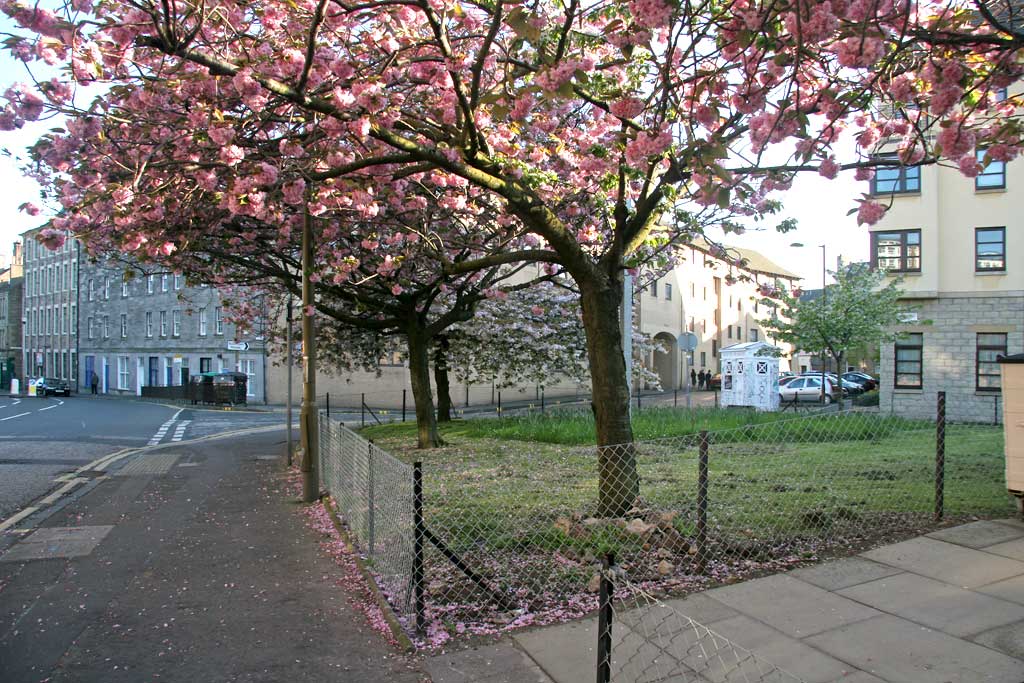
760 266 906 404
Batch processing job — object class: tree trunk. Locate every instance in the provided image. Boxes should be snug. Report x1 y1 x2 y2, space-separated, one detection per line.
579 278 639 517
407 325 443 448
434 336 453 423
834 350 845 411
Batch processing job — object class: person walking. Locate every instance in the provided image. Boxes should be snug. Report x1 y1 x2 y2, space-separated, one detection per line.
697 370 705 390
90 371 99 395
690 368 697 388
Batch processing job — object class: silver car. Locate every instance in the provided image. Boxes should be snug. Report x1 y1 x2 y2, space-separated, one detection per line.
779 376 837 404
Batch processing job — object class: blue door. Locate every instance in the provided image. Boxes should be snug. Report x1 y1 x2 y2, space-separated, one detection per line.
148 357 159 386
84 356 94 391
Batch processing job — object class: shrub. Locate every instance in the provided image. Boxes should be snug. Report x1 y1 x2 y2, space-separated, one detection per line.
854 390 880 407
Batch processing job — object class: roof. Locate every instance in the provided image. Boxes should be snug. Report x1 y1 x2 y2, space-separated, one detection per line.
685 235 801 281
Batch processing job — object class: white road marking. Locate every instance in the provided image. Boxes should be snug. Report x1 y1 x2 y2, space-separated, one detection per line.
0 506 39 532
171 420 191 442
38 404 57 412
0 412 30 421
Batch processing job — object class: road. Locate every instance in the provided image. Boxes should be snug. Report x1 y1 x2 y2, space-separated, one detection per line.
0 395 287 521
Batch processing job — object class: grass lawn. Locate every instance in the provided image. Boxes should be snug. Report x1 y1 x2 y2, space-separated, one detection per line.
350 408 1010 629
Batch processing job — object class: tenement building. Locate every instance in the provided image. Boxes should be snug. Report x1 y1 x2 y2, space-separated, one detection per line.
77 259 268 402
0 242 24 387
869 145 1022 422
20 226 79 382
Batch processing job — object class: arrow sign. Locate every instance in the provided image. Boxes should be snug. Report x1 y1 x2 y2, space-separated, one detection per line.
226 342 249 351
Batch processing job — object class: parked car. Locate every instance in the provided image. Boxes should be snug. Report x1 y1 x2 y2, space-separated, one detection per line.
798 372 863 397
842 372 878 392
38 377 71 397
709 373 721 390
779 375 800 387
780 376 838 404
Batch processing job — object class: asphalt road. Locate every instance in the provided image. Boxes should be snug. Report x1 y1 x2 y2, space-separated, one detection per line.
0 395 287 520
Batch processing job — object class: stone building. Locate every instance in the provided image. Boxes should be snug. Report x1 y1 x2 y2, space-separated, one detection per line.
869 121 1022 422
0 242 24 387
20 227 79 383
77 259 268 402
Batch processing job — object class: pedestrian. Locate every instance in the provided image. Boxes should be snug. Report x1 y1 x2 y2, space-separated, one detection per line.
698 370 706 390
690 368 697 388
90 371 98 395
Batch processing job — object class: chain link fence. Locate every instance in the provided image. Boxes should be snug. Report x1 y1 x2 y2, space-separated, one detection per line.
597 559 804 683
316 393 1011 655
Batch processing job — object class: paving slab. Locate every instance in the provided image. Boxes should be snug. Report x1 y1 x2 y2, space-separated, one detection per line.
927 520 1024 549
978 575 1024 605
862 537 1024 588
698 615 853 683
838 572 1024 637
823 673 885 683
789 557 902 592
983 538 1024 561
661 592 739 625
806 614 1024 683
0 525 114 562
425 642 553 683
971 620 1024 660
513 618 596 683
706 574 881 638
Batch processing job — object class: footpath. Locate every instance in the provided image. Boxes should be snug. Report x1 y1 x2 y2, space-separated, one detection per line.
4 427 1024 682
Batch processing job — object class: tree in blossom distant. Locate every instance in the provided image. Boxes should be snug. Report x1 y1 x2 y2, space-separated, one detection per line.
3 0 1023 513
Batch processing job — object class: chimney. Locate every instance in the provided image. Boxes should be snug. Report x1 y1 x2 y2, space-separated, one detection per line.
13 241 22 266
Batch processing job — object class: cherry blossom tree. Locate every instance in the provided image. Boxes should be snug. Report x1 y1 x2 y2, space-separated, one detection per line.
3 0 1023 514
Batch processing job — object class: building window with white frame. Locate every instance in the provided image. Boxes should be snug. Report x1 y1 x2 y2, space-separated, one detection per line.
975 227 1006 272
87 278 94 302
237 358 256 397
665 283 672 301
147 275 154 294
159 311 167 337
172 309 181 337
121 313 128 338
122 277 129 297
199 307 208 336
161 274 168 292
103 315 110 339
174 274 183 290
977 333 1008 392
104 276 110 300
214 306 224 335
118 356 130 390
146 311 153 338
87 316 94 340
71 304 76 336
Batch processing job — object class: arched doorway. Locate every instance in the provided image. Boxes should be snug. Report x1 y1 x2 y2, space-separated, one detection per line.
652 332 678 390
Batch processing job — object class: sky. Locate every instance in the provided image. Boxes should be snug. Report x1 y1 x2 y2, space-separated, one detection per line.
0 12 870 281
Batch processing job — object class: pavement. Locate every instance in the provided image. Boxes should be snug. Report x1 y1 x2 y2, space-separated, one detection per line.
4 426 1024 682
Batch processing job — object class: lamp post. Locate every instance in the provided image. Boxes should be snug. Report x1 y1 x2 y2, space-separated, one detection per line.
791 243 828 403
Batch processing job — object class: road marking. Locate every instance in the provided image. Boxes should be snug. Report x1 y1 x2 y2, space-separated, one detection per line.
0 506 39 532
38 404 57 412
171 420 191 442
38 477 88 505
0 412 30 421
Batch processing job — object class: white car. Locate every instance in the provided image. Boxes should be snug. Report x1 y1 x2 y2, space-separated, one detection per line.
779 376 838 404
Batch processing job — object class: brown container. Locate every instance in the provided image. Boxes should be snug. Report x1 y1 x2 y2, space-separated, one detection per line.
999 354 1024 499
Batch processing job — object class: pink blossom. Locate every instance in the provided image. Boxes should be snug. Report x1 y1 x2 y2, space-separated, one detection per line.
856 200 887 226
219 145 245 166
957 154 982 178
609 97 645 119
391 284 404 295
817 157 840 179
19 202 40 216
37 228 66 250
281 179 306 205
937 124 975 159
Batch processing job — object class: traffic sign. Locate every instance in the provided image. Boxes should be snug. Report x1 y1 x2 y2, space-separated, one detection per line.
678 332 699 352
227 342 250 351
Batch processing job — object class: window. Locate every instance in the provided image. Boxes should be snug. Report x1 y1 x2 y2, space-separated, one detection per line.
894 333 923 389
996 87 1009 102
690 283 695 297
87 316 94 340
976 150 1006 190
122 278 129 297
172 310 181 337
215 307 224 335
237 359 256 397
871 157 921 194
71 261 76 289
650 280 658 297
70 304 76 336
737 327 743 340
665 283 672 301
118 356 130 390
200 357 212 373
147 275 154 294
727 325 733 339
712 339 718 357
159 311 167 337
872 230 921 272
121 313 128 338
976 228 1006 272
87 278 94 302
199 307 208 336
174 274 183 290
103 276 110 300
750 328 759 342
146 311 153 337
62 305 68 334
977 333 1008 392
700 351 706 367
103 315 110 339
161 274 168 292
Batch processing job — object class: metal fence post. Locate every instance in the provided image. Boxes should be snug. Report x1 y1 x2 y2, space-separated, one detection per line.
367 441 376 557
637 383 641 410
697 430 709 575
541 387 545 413
497 391 502 414
936 391 946 522
326 392 330 418
674 387 678 407
361 393 365 428
413 461 425 636
596 552 615 683
402 389 407 423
